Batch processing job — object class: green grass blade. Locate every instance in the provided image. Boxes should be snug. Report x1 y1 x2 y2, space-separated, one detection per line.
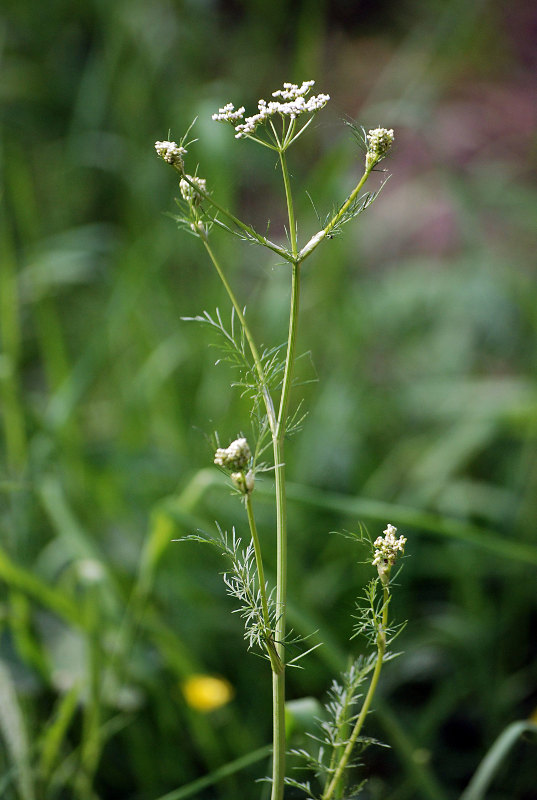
39 682 81 781
170 471 537 566
279 482 537 566
459 720 537 800
0 659 36 800
0 544 82 626
153 744 272 800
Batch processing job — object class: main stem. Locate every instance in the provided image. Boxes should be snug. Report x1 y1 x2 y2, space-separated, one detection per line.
271 149 301 800
201 147 304 799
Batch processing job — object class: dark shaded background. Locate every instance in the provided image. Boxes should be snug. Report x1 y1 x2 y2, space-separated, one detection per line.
1 1 537 798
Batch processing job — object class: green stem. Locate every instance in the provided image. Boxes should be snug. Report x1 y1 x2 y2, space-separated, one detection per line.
201 238 277 435
270 150 302 800
180 173 294 263
322 583 389 800
298 165 374 262
245 493 283 675
271 658 286 800
279 150 298 258
277 262 301 431
200 233 291 798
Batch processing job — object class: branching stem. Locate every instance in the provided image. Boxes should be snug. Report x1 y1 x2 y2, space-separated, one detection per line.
181 172 294 263
298 164 374 261
201 238 277 436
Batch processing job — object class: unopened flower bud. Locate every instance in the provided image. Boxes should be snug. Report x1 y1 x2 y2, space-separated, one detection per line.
245 469 255 493
190 220 207 238
229 469 255 496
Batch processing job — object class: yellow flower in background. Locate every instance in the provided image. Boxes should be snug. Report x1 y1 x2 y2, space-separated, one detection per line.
182 674 234 712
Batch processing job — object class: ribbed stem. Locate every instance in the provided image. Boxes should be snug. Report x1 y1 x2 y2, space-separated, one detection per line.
270 149 301 800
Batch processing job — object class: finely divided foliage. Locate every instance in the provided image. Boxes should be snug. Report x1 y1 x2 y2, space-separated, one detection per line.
156 81 400 800
184 526 278 655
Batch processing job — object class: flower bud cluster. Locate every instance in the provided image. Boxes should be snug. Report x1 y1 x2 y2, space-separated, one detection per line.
231 470 255 495
214 438 254 495
372 524 406 583
365 128 394 169
180 175 207 205
212 80 330 139
214 437 251 471
154 140 187 168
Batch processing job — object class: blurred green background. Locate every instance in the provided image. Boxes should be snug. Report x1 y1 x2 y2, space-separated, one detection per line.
1 0 537 798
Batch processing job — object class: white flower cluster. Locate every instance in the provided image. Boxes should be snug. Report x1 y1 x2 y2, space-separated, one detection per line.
272 80 315 100
180 175 207 204
366 127 394 167
372 524 406 568
211 102 246 123
214 437 251 471
212 80 330 139
154 140 187 167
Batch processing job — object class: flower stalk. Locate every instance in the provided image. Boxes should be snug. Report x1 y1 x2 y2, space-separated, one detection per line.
321 524 406 800
321 586 388 800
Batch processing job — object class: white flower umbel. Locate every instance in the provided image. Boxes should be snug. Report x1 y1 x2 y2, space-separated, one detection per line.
214 437 252 471
154 140 187 168
212 80 330 151
365 127 394 169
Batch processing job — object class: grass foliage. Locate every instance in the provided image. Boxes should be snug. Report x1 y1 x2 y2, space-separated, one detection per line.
1 0 536 798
